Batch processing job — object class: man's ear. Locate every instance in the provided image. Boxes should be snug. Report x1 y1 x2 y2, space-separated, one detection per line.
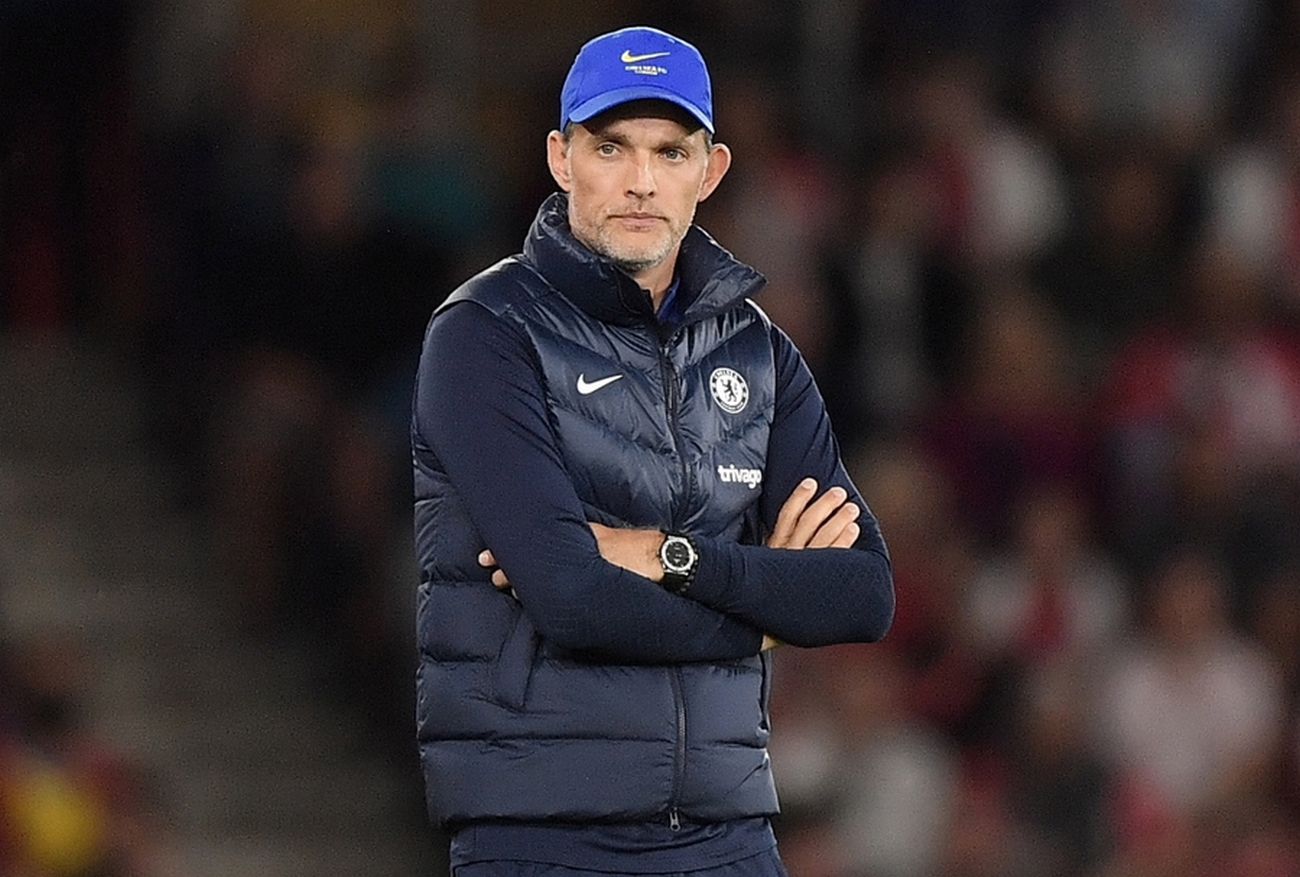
698 141 732 203
547 130 572 192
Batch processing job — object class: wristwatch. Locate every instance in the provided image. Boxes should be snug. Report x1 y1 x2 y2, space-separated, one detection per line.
658 533 698 595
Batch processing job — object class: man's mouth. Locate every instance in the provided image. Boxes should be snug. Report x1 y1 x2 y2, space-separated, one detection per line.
611 212 665 227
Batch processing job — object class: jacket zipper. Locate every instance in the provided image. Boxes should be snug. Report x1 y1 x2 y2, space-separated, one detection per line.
669 666 686 830
659 330 689 831
658 337 693 524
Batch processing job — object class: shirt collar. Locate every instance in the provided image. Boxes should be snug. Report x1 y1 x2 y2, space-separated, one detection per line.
655 275 684 325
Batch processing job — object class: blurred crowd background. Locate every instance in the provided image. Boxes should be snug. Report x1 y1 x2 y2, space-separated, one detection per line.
5 0 1300 874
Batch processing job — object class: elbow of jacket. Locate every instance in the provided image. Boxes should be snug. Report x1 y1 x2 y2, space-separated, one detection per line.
869 559 897 641
866 583 896 643
783 588 895 649
779 558 896 648
852 562 896 644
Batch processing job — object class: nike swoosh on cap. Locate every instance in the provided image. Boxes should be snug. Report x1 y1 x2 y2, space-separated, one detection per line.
577 373 624 395
621 50 670 63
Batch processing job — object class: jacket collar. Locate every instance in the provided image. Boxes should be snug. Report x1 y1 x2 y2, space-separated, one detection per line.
521 192 766 328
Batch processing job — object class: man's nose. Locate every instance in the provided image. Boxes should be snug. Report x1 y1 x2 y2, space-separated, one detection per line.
626 155 656 198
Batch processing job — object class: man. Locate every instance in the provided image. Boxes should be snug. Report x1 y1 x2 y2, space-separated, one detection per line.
411 25 894 877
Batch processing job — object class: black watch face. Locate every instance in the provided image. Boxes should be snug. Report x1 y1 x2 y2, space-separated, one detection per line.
664 539 693 571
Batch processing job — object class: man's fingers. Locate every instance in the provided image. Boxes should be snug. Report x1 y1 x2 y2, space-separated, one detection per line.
768 478 817 548
808 502 861 549
479 548 514 591
787 486 848 548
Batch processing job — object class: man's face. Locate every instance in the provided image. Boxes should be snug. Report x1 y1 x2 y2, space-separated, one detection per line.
547 103 730 282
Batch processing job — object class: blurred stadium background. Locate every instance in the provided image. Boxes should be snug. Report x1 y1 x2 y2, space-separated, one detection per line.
4 0 1300 874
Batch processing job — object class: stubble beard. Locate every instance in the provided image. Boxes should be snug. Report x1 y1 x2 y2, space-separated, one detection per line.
574 211 691 276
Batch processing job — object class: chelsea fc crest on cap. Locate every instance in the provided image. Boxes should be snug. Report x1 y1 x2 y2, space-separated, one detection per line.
709 367 749 414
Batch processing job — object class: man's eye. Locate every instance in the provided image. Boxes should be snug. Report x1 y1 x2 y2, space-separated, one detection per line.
597 143 618 155
663 148 684 160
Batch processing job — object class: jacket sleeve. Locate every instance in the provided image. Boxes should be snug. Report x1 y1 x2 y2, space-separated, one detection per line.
412 300 764 663
683 322 895 647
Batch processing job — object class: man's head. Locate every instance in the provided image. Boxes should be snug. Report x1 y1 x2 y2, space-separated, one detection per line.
547 27 731 293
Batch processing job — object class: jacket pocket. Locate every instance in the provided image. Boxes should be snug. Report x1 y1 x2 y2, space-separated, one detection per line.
491 607 540 710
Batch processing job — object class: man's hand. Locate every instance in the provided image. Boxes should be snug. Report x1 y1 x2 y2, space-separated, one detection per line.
759 478 861 651
767 478 861 549
587 522 663 581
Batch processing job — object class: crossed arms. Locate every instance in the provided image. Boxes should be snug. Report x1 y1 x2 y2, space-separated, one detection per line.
412 302 894 663
481 477 865 649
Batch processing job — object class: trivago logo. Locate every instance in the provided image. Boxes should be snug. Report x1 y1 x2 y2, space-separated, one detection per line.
718 463 763 489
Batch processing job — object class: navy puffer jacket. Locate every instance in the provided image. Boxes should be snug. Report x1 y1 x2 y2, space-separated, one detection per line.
413 194 781 827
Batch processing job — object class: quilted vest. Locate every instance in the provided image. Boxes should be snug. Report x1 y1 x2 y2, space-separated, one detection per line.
414 194 779 827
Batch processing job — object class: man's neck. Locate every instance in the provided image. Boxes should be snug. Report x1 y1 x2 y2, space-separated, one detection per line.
632 257 678 310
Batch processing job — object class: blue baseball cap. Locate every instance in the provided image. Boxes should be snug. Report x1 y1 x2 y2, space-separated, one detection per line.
560 26 714 134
